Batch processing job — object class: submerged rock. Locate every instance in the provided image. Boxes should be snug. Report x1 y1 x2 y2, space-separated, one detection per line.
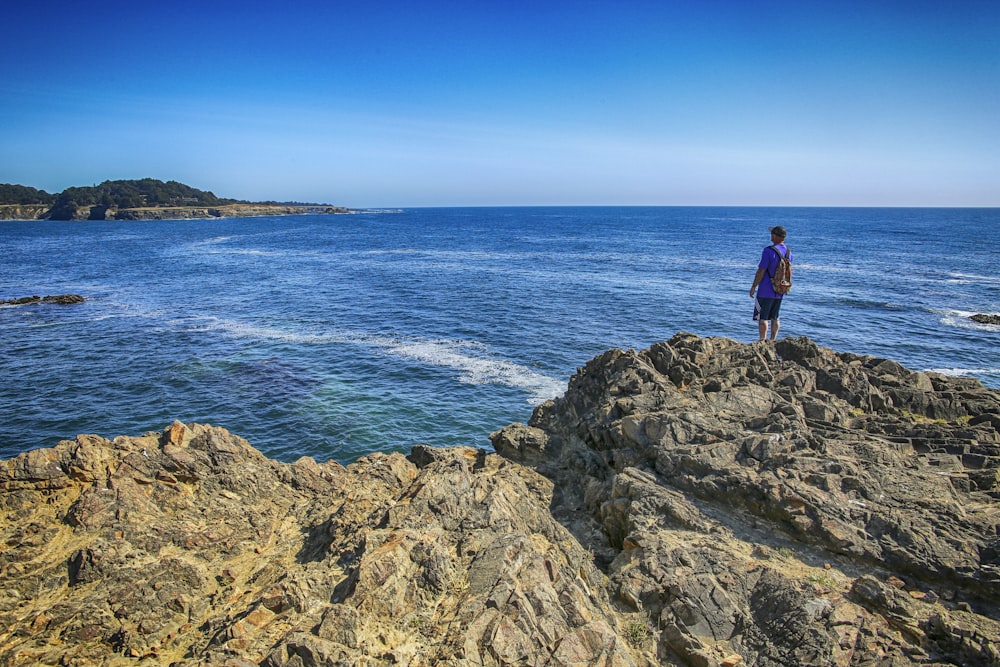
971 314 1000 326
1 334 998 666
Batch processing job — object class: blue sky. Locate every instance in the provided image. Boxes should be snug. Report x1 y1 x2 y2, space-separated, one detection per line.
1 1 997 207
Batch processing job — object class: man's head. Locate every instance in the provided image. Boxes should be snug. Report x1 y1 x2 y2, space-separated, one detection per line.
769 225 787 241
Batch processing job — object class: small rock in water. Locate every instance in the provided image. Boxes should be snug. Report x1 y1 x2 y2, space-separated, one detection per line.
0 294 85 306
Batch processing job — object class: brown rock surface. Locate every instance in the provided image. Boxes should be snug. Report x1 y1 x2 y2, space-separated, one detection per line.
2 334 999 666
2 423 644 665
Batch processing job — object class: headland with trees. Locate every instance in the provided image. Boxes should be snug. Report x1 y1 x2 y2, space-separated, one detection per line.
0 179 349 220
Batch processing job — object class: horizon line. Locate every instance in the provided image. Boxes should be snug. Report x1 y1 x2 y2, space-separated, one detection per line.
360 203 1000 210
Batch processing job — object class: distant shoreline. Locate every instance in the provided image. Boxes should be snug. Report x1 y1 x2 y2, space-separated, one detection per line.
0 178 354 221
0 203 352 221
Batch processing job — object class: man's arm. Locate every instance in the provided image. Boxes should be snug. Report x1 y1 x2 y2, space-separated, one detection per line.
750 268 767 297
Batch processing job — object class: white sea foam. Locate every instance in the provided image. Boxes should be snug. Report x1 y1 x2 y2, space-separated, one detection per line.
925 367 999 377
793 262 855 274
385 338 565 404
182 316 340 344
946 272 1000 285
180 234 324 259
363 248 421 255
190 245 312 258
939 311 1000 331
177 316 565 404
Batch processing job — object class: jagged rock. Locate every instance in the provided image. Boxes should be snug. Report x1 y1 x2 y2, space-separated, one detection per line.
1 421 648 666
3 335 1000 666
494 333 1000 666
971 314 1000 326
0 294 84 306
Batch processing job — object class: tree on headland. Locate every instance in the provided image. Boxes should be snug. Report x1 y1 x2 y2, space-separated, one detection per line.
0 184 55 205
1 178 338 220
32 179 240 219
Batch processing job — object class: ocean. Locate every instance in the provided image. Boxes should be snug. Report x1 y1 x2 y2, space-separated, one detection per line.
2 207 998 463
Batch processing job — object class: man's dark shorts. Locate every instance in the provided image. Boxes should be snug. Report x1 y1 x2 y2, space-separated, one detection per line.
754 297 782 321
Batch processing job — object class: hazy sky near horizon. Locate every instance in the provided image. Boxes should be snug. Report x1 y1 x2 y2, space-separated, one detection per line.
2 1 998 207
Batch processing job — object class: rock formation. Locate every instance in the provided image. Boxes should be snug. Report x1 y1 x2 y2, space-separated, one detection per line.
0 204 350 221
2 334 999 666
0 294 85 306
971 314 1000 326
494 334 1000 666
0 204 49 221
108 204 350 221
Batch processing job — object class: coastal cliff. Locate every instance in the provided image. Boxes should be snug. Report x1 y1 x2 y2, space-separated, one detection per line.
110 204 350 220
0 204 49 220
2 334 998 666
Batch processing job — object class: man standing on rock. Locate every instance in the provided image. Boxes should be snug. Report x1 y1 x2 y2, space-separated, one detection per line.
749 225 791 341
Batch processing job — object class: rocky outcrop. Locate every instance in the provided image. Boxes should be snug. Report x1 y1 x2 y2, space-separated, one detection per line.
494 334 1000 666
0 203 350 221
110 204 350 220
0 294 85 306
1 423 645 666
971 314 1000 326
2 334 998 666
0 204 49 220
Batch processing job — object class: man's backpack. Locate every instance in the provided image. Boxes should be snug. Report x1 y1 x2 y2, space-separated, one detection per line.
769 245 792 295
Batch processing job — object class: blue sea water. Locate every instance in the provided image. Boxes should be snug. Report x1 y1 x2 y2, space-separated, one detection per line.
2 207 998 463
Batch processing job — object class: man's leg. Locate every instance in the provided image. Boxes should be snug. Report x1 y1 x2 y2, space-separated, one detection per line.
769 318 780 340
758 320 768 341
